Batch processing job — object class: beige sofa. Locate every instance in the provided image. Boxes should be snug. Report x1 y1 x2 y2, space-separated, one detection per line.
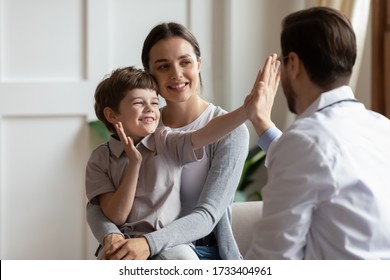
231 201 263 256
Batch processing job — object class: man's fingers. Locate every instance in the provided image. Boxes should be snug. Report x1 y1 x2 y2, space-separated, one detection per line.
267 54 279 86
251 53 280 98
260 56 272 84
269 60 280 92
274 72 281 94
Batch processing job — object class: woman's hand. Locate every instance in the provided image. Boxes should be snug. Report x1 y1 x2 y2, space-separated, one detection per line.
103 237 151 260
98 233 126 260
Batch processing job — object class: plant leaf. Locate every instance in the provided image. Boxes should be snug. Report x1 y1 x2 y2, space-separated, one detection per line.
89 120 111 142
237 146 266 191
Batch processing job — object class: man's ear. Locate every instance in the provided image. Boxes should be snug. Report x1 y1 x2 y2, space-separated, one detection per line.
287 52 302 80
103 107 118 124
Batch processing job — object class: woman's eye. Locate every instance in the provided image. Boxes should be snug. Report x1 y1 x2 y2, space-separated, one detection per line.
157 64 168 70
181 60 191 66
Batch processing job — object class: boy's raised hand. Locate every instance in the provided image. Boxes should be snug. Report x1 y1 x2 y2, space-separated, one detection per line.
115 122 142 164
245 53 280 136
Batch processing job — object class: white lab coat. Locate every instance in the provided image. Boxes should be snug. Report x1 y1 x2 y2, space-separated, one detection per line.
246 86 390 259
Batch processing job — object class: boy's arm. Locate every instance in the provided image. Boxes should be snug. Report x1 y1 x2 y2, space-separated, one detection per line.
191 106 247 149
192 54 280 149
99 122 141 226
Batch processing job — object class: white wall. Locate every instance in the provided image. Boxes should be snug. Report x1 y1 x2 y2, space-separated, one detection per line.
0 0 372 259
0 0 211 260
221 0 308 147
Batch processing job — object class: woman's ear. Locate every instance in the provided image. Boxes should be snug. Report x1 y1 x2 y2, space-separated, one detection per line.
103 107 118 124
197 57 202 72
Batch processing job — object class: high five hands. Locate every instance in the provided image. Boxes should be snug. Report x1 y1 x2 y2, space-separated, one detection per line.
245 53 281 136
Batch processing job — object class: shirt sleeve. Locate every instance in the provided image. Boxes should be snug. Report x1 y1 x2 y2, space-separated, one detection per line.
144 123 250 256
86 202 123 244
85 145 123 244
245 130 335 259
85 146 115 204
158 128 204 165
257 126 282 153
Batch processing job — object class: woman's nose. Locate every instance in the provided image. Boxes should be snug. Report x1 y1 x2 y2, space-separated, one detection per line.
170 65 182 80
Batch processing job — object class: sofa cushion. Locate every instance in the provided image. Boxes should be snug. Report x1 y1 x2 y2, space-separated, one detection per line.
232 201 263 256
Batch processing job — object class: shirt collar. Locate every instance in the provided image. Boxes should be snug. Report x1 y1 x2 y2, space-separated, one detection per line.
108 133 156 158
298 86 355 119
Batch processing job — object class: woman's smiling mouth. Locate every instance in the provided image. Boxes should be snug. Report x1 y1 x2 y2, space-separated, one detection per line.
168 83 188 91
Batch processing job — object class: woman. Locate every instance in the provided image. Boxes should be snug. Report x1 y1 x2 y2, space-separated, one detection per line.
87 22 249 260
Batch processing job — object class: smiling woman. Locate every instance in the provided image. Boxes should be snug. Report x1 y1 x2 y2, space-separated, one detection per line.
85 55 270 259
148 37 202 113
86 22 251 260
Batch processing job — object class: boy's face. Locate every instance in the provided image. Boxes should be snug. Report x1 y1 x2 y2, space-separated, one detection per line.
116 88 160 143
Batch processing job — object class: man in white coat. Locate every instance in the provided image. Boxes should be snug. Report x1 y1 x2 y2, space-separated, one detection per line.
245 7 390 259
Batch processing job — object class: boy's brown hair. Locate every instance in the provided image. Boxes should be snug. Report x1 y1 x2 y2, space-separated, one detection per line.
94 66 158 133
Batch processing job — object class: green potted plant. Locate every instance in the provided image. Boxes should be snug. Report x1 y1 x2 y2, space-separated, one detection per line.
234 145 266 202
89 120 110 142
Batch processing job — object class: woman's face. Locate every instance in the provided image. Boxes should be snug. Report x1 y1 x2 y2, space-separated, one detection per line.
148 37 201 105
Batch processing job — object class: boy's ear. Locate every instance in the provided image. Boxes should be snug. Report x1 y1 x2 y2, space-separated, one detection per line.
103 107 118 124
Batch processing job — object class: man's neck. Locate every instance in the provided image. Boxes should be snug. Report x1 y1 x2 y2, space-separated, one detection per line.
296 80 349 115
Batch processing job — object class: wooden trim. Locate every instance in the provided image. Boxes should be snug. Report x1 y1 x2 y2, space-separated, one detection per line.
372 0 390 117
372 0 385 114
386 1 390 117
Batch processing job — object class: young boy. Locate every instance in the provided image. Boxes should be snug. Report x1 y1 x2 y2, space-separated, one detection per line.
86 62 279 259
